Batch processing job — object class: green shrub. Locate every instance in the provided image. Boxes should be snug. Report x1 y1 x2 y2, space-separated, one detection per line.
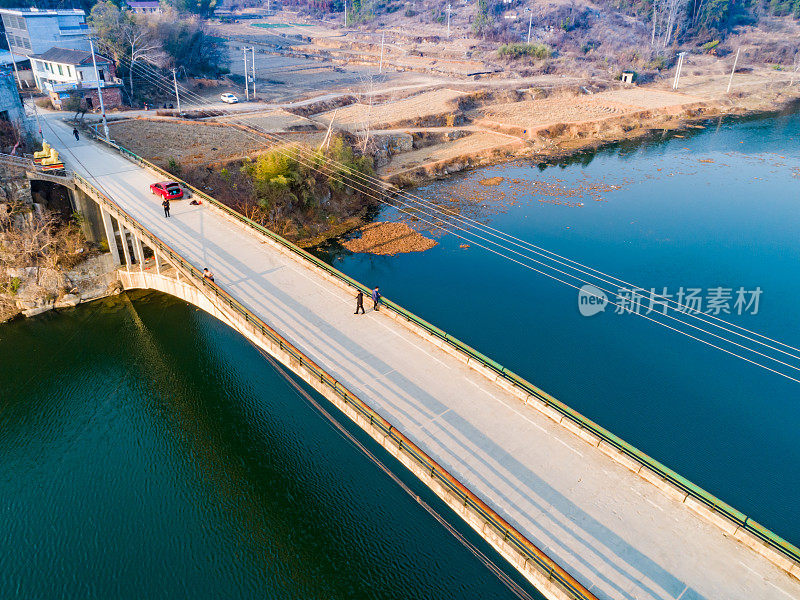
9 277 21 295
241 136 375 215
647 55 670 70
497 43 553 60
701 40 720 52
167 157 182 176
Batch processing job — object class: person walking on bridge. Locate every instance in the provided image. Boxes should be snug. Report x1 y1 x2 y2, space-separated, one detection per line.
162 198 170 218
203 268 215 283
371 286 381 311
355 289 365 314
72 128 80 141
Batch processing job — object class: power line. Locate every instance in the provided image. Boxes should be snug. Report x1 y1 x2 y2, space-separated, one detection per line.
120 59 800 365
256 346 538 600
107 57 800 383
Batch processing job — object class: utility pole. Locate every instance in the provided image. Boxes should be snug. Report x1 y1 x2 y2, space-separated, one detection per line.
89 38 109 140
446 3 451 38
251 46 256 99
172 68 182 114
30 92 42 139
243 47 249 101
526 7 532 44
727 47 741 94
3 31 23 90
379 32 385 73
672 51 685 90
344 0 347 27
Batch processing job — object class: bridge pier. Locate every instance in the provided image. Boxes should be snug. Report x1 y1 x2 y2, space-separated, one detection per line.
133 234 146 271
68 186 105 244
99 207 121 265
119 224 132 269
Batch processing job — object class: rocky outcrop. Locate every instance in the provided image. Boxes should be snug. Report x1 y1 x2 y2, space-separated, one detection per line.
0 164 33 205
2 253 120 322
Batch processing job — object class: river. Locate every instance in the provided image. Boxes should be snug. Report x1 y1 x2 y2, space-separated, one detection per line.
1 111 798 597
316 110 800 545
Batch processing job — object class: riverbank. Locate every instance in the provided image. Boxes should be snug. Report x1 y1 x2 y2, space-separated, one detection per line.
84 78 800 252
380 86 800 186
0 253 120 324
0 164 121 324
326 85 800 254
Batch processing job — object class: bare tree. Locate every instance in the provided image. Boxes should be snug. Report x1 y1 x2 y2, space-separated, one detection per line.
0 204 56 274
650 0 688 49
356 71 383 154
123 19 159 100
0 202 84 289
89 2 158 101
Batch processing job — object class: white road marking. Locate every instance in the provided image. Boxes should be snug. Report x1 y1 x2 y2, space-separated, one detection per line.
554 436 584 457
644 497 664 512
765 580 797 599
466 378 548 434
367 313 452 368
738 561 762 578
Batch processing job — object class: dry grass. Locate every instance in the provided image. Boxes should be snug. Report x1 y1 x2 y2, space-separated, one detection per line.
479 88 702 131
597 88 703 109
314 89 467 131
215 109 318 132
379 131 519 175
343 221 437 255
107 119 267 165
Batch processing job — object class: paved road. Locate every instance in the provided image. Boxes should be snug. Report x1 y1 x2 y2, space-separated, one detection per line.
43 115 800 600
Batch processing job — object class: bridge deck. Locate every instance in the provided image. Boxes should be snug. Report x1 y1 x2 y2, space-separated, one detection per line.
43 116 800 600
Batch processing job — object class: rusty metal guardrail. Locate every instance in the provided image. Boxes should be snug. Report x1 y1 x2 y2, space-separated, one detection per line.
84 130 800 573
73 171 598 600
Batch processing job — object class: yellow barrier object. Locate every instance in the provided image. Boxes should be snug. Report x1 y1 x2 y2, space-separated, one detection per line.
41 149 60 166
33 141 51 159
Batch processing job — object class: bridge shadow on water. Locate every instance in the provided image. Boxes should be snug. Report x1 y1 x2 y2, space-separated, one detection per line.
220 270 705 600
108 176 706 600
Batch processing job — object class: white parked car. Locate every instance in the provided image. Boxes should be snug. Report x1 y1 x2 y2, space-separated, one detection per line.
220 93 239 104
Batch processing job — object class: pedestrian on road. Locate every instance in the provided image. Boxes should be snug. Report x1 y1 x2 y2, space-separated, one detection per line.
355 289 365 314
162 198 170 218
203 268 215 283
371 286 381 311
72 128 79 141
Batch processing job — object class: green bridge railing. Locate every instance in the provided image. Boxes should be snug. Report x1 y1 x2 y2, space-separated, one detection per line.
84 130 800 573
73 171 597 600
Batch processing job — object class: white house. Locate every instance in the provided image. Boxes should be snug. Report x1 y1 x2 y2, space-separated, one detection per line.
30 47 123 110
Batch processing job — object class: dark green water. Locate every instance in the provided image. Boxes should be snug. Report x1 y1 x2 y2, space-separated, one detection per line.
0 293 540 599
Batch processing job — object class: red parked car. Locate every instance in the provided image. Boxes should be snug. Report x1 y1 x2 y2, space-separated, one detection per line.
150 181 184 200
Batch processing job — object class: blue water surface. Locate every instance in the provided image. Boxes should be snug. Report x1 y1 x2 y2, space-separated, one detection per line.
316 111 800 546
